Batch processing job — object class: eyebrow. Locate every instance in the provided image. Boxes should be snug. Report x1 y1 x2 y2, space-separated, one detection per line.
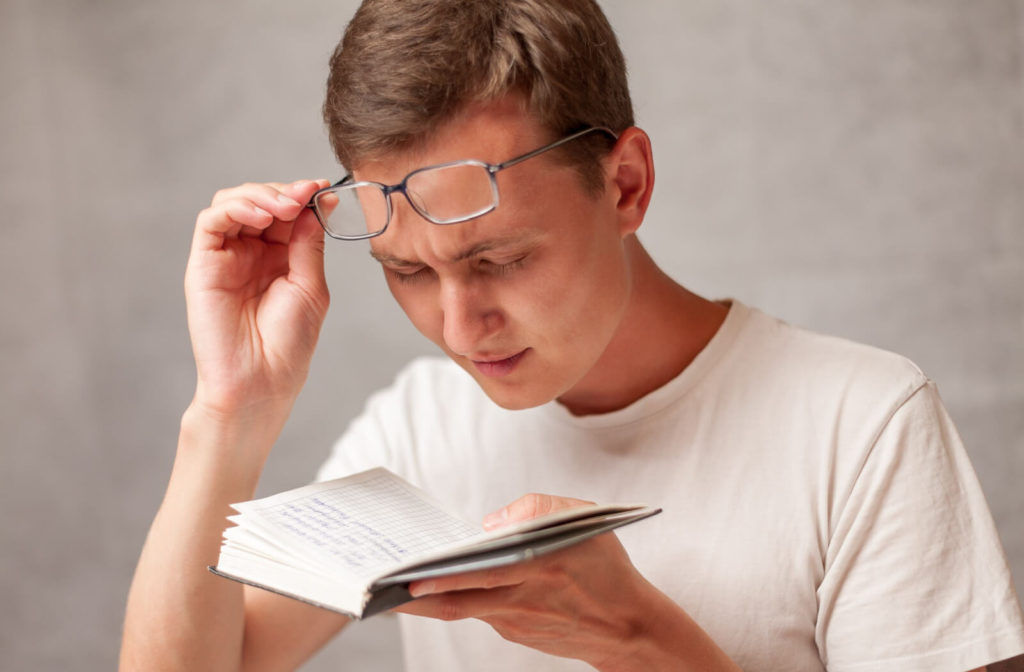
369 235 540 267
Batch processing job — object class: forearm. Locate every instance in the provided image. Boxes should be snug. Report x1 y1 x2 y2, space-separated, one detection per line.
119 401 288 671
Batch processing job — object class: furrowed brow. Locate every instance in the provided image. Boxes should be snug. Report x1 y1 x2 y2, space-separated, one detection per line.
369 234 541 267
368 251 421 268
451 235 540 263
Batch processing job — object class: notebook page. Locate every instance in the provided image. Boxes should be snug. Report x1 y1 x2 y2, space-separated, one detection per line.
233 469 481 580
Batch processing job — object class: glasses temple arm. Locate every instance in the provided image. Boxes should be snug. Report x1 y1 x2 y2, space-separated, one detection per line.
493 126 618 172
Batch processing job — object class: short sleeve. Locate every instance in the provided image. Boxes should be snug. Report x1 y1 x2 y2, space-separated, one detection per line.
816 381 1024 671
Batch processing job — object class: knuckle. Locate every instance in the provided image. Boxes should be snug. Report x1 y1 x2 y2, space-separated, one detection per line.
516 494 538 519
196 205 217 224
523 493 553 518
436 598 463 622
492 618 542 644
481 568 505 589
495 624 522 643
539 559 569 584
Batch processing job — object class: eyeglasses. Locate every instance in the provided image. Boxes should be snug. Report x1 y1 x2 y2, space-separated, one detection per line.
307 126 618 240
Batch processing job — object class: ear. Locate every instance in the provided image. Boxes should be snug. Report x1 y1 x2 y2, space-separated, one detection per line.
604 127 655 237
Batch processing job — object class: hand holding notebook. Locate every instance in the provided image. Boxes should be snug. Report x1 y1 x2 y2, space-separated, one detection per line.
211 467 660 618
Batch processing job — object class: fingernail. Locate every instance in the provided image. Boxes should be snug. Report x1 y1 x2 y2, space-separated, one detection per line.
483 509 507 530
410 581 435 597
277 193 301 208
253 206 271 218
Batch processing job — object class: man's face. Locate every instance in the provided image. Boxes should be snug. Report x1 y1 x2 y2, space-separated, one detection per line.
357 99 635 411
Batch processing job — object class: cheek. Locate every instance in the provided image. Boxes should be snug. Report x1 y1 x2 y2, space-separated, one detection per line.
386 278 445 344
519 243 629 344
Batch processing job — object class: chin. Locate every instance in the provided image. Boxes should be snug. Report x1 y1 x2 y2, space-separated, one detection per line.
466 373 563 411
476 382 554 411
446 350 583 411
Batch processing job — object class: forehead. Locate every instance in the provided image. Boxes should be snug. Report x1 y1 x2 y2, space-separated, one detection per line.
367 187 549 264
353 97 551 184
359 99 567 263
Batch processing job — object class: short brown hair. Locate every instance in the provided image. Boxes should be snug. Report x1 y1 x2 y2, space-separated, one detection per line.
323 0 633 192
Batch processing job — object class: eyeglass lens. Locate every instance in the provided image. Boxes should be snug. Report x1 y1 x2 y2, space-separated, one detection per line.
314 163 498 239
404 163 496 224
314 186 386 239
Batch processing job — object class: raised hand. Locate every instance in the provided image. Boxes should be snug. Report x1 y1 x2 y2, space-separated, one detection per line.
120 180 348 671
185 179 331 422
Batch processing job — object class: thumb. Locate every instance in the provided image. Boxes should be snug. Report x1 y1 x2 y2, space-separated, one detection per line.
287 208 328 302
483 493 594 530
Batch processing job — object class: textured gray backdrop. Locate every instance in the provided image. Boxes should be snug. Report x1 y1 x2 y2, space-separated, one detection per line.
1 1 1021 670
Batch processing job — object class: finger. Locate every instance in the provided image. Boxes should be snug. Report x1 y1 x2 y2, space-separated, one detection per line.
264 178 331 193
194 191 294 239
210 182 298 209
286 207 328 300
395 586 519 621
268 180 330 247
483 493 594 530
260 215 296 246
278 179 329 206
276 179 332 249
193 199 274 252
191 179 330 255
210 179 329 206
409 563 526 598
220 184 306 229
242 181 327 246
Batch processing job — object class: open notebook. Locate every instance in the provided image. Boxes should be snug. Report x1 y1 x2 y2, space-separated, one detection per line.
210 467 660 618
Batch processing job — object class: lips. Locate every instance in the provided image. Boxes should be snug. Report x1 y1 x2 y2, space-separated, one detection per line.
470 349 527 378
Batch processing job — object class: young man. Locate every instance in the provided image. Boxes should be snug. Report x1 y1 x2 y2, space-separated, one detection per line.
121 1 1024 670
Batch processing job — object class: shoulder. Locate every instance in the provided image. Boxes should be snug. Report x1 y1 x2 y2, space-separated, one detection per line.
727 303 930 415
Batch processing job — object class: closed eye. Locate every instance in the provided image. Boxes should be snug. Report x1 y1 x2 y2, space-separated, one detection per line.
383 253 528 283
479 255 527 275
386 265 432 284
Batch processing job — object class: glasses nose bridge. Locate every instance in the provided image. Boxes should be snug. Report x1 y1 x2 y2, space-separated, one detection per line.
383 180 431 223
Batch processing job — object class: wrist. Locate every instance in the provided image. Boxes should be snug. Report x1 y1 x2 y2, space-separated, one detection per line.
188 378 298 440
174 396 292 491
191 376 299 422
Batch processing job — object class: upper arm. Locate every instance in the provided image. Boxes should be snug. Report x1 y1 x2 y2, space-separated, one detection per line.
817 383 1023 667
239 586 350 672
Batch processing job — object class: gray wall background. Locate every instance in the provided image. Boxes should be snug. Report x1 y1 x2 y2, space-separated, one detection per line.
2 1 1021 670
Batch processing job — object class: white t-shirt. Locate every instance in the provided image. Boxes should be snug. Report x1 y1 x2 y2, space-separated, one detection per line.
317 301 1024 671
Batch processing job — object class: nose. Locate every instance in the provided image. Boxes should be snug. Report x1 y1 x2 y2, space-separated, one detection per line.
439 277 504 357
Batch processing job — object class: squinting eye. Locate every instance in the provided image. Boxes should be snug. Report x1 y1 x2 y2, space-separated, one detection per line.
386 267 425 284
482 256 527 275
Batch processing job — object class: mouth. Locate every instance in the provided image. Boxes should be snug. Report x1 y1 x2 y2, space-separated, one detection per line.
470 349 527 378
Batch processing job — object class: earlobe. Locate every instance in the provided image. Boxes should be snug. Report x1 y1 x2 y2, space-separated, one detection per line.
607 127 655 237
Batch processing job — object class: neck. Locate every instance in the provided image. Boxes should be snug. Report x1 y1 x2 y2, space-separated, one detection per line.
557 237 727 416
